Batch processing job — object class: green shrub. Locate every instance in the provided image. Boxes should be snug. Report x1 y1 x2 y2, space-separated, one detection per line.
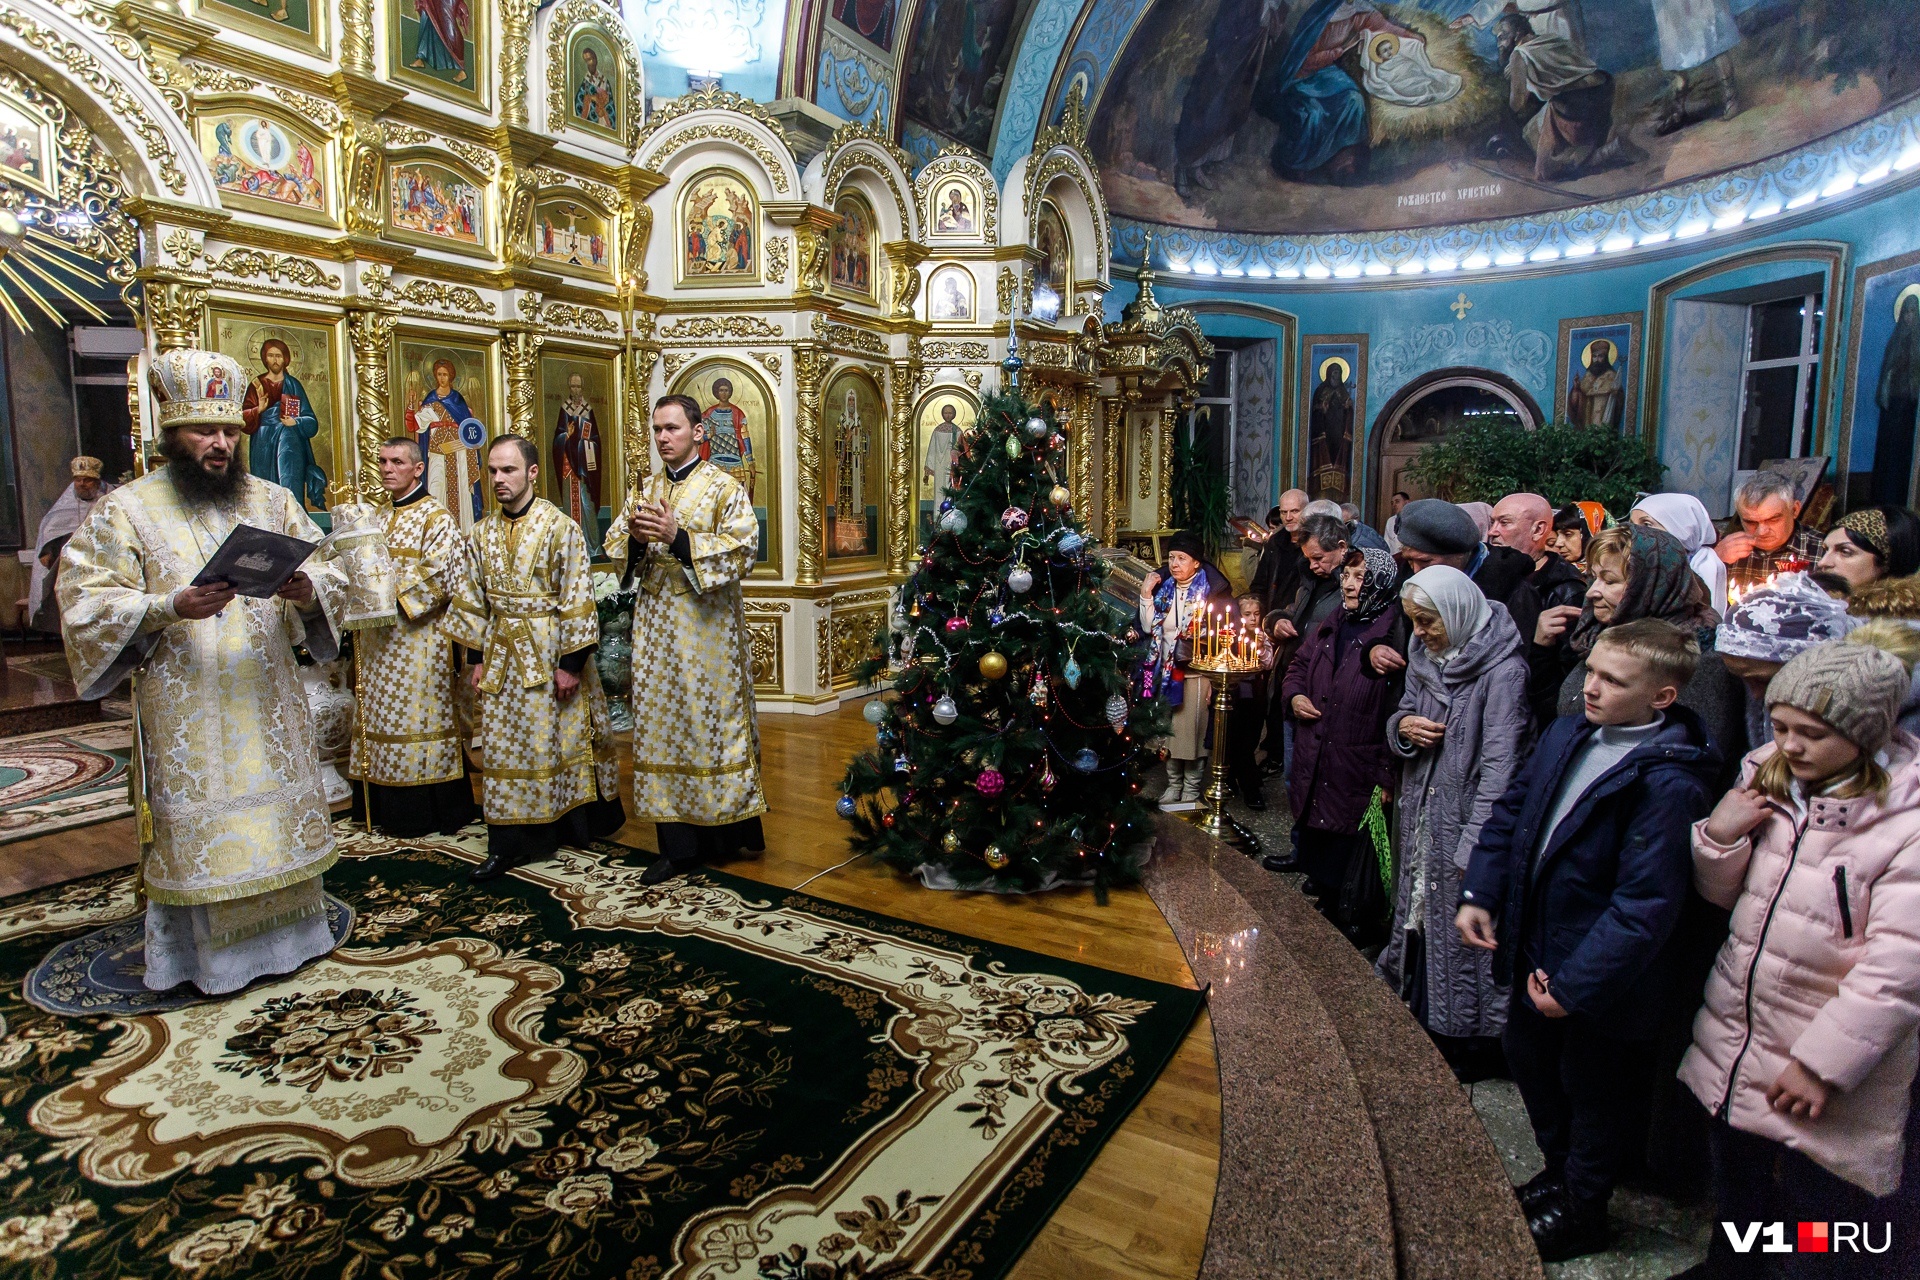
1402 419 1664 518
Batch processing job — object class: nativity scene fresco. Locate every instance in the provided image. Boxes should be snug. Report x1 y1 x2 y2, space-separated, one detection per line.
1092 0 1920 235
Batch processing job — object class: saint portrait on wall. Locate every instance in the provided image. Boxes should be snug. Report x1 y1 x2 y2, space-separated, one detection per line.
1557 314 1639 436
1036 201 1072 314
832 0 895 51
681 170 756 282
674 360 777 568
0 93 48 195
830 195 874 300
1568 339 1624 430
1303 339 1364 503
395 339 491 532
927 266 973 323
825 371 884 559
391 0 481 103
570 30 620 135
545 359 611 557
213 309 339 520
935 184 975 235
201 0 321 54
916 390 976 544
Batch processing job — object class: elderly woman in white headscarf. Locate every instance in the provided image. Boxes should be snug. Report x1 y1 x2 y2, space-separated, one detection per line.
1631 493 1728 617
1375 565 1531 1062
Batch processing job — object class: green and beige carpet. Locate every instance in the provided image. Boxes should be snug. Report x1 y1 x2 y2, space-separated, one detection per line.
0 824 1203 1279
0 723 132 846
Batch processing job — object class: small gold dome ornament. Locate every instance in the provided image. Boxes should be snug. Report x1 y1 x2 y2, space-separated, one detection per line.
1049 485 1071 508
978 651 1009 680
984 843 1009 869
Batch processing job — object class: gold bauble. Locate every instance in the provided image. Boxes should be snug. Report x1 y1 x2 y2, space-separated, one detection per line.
942 830 962 853
984 843 1009 869
1049 485 1071 507
978 651 1009 680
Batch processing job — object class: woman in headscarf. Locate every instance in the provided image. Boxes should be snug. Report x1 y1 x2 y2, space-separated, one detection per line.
1274 547 1403 944
1532 524 1743 781
1549 502 1602 572
1830 506 1920 740
1140 530 1236 809
1631 492 1729 618
1459 500 1494 543
1376 565 1530 1075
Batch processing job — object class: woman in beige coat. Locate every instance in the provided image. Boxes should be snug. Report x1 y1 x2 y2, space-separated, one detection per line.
1678 637 1920 1278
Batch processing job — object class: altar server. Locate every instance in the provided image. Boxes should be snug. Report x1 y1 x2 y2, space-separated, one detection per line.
349 436 476 837
444 434 623 880
610 393 767 886
58 348 348 994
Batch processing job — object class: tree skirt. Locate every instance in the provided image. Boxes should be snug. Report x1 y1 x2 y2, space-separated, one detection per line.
0 722 132 845
0 824 1205 1279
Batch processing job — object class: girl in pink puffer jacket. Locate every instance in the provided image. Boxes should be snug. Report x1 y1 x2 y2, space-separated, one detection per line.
1677 637 1920 1279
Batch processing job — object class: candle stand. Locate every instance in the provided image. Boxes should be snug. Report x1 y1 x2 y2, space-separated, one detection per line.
1185 647 1264 857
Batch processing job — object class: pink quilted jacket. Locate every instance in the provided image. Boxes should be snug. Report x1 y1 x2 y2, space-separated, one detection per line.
1678 735 1920 1196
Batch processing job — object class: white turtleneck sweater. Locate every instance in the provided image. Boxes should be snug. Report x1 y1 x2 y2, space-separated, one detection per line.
1534 714 1668 862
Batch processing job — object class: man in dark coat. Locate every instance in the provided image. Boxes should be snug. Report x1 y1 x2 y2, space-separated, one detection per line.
1457 621 1721 1262
1248 490 1308 619
1491 492 1589 725
1371 498 1539 674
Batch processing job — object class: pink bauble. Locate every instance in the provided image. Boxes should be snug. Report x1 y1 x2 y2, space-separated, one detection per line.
975 768 1005 797
945 617 965 633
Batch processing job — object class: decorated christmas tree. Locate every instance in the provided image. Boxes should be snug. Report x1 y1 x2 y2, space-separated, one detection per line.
837 380 1170 899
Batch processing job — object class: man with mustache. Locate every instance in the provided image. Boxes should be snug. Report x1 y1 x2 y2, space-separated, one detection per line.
57 348 349 994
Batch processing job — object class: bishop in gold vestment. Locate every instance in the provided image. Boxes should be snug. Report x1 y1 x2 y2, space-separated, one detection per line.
349 437 476 836
611 396 766 885
443 436 622 878
58 348 349 993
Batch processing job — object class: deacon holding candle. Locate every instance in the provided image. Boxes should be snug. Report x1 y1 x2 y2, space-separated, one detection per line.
1138 532 1234 810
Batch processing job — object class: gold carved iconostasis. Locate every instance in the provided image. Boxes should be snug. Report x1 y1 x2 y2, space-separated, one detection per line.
0 2 1210 708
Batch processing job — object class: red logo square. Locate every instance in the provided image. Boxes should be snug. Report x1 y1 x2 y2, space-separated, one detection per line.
1798 1222 1829 1253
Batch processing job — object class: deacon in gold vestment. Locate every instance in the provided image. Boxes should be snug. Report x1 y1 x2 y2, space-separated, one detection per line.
348 436 476 837
443 435 623 880
57 348 349 994
609 394 766 886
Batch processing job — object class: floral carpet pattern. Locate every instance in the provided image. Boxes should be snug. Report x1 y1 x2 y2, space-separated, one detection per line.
0 723 132 845
0 824 1204 1279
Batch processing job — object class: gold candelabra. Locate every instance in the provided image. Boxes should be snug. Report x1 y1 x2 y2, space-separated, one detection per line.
1182 605 1265 856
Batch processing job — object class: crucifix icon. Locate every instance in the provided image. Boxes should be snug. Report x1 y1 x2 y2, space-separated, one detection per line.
1450 292 1473 321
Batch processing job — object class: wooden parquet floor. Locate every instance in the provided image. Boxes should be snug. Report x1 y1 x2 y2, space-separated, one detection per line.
0 702 1221 1280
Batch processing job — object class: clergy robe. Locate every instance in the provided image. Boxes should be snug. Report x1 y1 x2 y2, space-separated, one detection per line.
443 497 620 850
57 471 348 993
349 484 476 836
609 459 767 842
28 480 109 633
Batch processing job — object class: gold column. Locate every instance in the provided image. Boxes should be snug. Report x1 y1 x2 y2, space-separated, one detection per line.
499 0 537 127
887 354 917 577
339 0 375 75
346 306 397 503
794 340 829 584
139 275 208 353
502 326 544 439
1071 383 1095 526
1101 394 1123 545
1157 403 1179 530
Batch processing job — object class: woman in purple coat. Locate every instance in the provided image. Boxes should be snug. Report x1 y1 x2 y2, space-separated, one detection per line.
1281 546 1403 941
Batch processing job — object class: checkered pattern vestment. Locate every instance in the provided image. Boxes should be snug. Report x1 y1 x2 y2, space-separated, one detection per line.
609 461 766 827
349 498 469 786
443 498 616 825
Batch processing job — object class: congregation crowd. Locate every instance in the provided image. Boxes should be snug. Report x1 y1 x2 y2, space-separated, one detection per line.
1137 478 1920 1272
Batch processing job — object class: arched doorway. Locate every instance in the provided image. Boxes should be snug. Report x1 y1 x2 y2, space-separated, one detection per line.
1368 368 1543 527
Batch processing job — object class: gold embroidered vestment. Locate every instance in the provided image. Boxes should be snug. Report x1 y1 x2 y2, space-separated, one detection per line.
350 495 470 787
443 498 616 825
57 473 349 905
609 461 766 827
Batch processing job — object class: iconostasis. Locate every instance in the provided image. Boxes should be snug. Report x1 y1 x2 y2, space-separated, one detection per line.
0 0 1210 708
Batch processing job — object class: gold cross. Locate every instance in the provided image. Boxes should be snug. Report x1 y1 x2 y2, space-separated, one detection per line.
1450 292 1473 320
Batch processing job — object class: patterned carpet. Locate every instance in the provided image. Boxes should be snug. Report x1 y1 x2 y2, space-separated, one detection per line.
0 722 132 845
0 824 1204 1279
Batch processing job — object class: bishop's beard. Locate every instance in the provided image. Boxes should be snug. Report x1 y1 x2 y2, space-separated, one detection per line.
160 429 246 506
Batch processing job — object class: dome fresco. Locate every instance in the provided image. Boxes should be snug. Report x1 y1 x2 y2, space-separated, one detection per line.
1086 0 1920 237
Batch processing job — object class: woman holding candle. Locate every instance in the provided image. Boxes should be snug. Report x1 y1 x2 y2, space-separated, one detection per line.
1140 531 1235 811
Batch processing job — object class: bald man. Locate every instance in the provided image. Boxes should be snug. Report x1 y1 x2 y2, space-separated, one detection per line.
1490 491 1587 727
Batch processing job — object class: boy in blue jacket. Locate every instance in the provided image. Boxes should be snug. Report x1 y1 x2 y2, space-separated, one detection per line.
1456 619 1722 1262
